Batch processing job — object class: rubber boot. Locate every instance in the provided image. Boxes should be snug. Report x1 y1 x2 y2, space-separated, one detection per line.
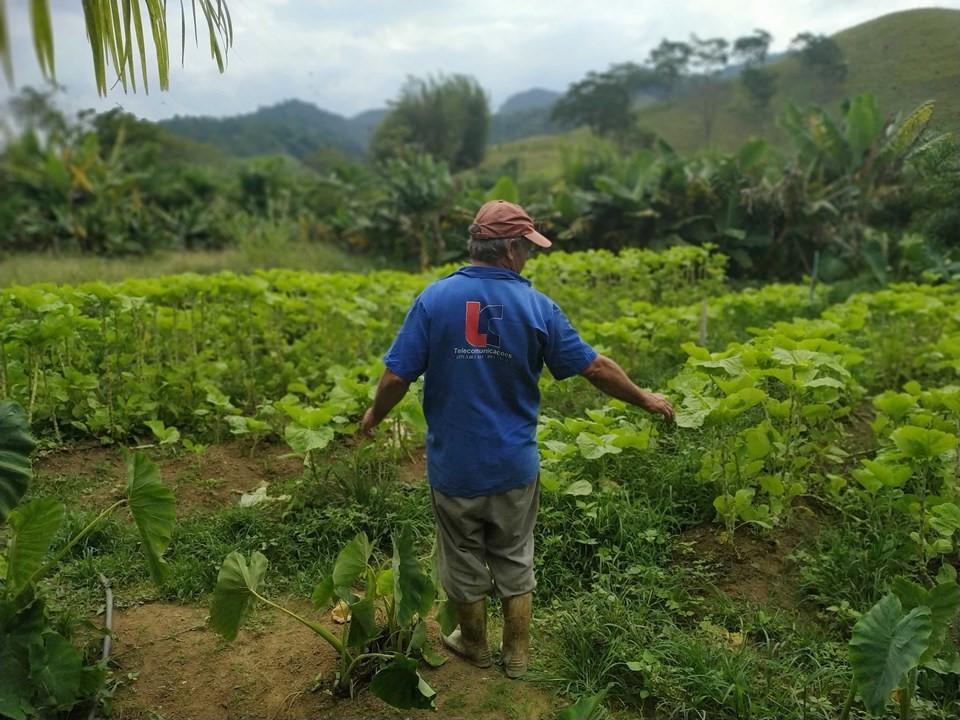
441 598 492 668
501 592 532 679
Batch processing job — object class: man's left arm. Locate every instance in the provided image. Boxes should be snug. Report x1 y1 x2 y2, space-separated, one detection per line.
361 370 412 434
362 294 429 434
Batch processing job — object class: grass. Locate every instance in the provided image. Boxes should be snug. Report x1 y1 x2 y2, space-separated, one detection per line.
0 239 383 287
479 126 613 181
648 7 960 152
32 422 960 719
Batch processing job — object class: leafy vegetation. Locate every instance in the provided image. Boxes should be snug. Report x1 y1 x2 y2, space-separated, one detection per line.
0 402 174 719
0 0 232 94
4 86 955 285
6 243 960 717
372 74 490 172
210 529 442 709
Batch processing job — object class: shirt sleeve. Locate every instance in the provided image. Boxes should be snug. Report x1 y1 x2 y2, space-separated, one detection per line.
384 295 430 382
543 304 598 380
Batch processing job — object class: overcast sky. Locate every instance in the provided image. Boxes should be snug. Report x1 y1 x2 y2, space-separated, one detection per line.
1 0 955 121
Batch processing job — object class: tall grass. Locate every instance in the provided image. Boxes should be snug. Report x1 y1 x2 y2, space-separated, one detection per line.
0 239 384 288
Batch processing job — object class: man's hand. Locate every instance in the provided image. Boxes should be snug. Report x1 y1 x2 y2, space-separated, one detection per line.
360 408 380 436
582 355 676 422
641 392 675 423
360 370 412 437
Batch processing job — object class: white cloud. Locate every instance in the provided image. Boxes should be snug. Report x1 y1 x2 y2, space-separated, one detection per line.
1 0 955 120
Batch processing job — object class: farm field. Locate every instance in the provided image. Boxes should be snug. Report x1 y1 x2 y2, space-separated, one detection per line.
4 246 960 719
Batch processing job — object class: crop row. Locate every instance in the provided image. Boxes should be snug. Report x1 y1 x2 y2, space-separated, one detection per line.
542 280 960 552
0 246 722 443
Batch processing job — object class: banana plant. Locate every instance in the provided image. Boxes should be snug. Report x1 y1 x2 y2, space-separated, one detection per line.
841 568 960 719
209 528 440 710
0 401 176 719
777 95 942 282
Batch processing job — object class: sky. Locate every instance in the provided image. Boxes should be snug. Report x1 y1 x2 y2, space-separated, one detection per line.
1 0 956 121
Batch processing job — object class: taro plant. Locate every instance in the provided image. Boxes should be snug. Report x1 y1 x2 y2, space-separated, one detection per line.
0 401 175 719
841 567 960 719
209 528 442 710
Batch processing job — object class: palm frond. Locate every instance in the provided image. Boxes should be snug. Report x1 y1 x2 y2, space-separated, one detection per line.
2 0 233 95
0 0 13 85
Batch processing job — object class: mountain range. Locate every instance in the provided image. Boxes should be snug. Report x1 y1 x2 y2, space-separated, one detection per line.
157 8 960 162
158 87 562 160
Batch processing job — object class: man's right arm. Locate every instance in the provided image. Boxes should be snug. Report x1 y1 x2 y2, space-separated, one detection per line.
581 354 675 422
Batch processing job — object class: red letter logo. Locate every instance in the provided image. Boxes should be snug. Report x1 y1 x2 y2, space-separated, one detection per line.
465 302 503 348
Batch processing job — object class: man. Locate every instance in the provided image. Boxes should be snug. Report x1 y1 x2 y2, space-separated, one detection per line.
360 200 674 679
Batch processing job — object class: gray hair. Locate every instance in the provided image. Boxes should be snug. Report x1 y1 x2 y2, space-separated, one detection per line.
467 236 533 263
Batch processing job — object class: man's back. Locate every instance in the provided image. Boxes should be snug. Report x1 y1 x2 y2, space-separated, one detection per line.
384 265 596 497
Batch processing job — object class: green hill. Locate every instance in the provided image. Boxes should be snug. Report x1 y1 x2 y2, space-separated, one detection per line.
636 7 960 152
159 99 374 159
488 7 960 173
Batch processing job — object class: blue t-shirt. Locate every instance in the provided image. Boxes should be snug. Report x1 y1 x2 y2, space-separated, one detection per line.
384 265 597 497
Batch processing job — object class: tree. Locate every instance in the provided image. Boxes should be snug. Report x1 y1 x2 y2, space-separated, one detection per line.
732 30 777 111
0 0 233 95
552 62 658 149
372 74 490 172
647 39 693 94
689 35 730 145
732 29 772 66
790 32 847 87
740 66 777 110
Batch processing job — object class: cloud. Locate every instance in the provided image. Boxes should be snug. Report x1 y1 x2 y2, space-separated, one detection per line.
0 0 950 120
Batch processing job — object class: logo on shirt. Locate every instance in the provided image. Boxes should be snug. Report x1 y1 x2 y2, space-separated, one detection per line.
465 301 503 348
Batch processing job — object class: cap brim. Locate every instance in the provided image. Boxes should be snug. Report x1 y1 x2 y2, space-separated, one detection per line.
524 228 553 248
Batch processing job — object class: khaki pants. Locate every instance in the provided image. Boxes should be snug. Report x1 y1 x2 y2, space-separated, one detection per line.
430 478 540 603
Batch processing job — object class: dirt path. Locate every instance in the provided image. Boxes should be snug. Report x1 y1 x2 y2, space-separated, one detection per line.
107 603 555 720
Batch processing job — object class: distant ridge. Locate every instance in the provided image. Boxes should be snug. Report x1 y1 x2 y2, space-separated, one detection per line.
497 88 560 114
158 99 374 160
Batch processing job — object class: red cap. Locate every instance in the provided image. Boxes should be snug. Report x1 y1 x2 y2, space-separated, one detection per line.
469 200 552 248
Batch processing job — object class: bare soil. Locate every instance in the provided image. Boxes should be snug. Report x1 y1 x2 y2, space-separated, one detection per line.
107 603 555 720
35 441 303 515
682 505 819 609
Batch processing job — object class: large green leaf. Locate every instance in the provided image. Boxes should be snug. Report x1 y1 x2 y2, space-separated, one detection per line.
392 527 435 627
345 597 379 648
882 101 935 159
0 401 37 523
5 498 64 593
0 635 32 720
486 175 519 204
890 426 956 459
311 575 335 609
332 532 373 589
435 598 458 636
284 424 334 456
209 551 268 641
125 452 175 585
873 391 917 421
849 593 932 716
369 654 436 710
845 93 883 163
892 577 960 663
29 631 103 709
